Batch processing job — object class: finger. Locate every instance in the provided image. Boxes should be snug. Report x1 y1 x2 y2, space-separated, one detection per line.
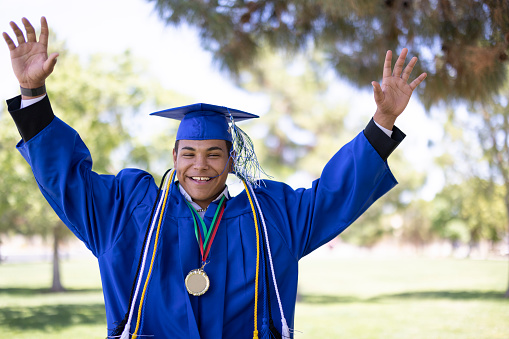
392 48 408 77
372 81 384 105
22 17 36 43
2 32 16 51
44 52 59 74
409 73 427 91
401 56 417 82
9 21 26 45
382 50 393 79
39 16 49 47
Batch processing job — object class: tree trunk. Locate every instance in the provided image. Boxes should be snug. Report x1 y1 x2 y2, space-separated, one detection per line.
505 224 509 298
505 230 509 297
505 194 509 298
51 223 65 292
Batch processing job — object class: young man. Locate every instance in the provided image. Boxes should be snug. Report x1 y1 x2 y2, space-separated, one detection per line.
3 17 426 339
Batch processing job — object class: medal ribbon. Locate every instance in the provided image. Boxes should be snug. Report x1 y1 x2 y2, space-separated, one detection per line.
186 195 226 263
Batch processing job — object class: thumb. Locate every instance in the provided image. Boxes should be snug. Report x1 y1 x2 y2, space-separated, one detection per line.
43 52 59 75
372 81 384 105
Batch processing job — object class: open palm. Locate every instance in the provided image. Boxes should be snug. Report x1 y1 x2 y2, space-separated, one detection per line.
372 48 427 129
2 17 58 89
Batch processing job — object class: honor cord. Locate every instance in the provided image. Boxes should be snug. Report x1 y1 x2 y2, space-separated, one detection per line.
247 181 291 338
119 170 174 339
243 180 260 339
132 170 174 338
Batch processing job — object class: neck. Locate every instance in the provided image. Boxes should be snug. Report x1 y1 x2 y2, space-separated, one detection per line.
195 201 211 210
178 184 228 211
194 188 225 209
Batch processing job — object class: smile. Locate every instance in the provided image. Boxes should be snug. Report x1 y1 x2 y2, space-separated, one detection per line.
191 176 211 182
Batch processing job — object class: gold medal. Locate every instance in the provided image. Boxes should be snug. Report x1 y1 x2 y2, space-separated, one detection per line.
185 268 210 296
184 196 226 297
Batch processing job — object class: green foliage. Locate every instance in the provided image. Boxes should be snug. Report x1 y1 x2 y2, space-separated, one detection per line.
147 0 509 108
434 69 509 247
432 178 507 245
397 198 435 247
340 149 428 247
240 50 354 181
0 110 56 237
472 76 509 205
48 48 151 174
432 68 509 291
0 33 185 241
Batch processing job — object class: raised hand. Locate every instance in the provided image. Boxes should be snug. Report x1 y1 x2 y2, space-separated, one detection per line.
372 48 427 130
2 17 59 92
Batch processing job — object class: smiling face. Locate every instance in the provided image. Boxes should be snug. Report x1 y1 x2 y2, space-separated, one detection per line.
173 139 232 209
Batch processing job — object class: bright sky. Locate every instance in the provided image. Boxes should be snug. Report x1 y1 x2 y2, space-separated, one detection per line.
0 0 444 198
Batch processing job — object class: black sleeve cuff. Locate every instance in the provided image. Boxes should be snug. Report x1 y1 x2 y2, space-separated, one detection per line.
7 95 55 142
363 118 406 161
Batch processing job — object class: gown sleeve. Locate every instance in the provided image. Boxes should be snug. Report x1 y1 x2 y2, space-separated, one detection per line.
7 95 156 257
256 119 405 259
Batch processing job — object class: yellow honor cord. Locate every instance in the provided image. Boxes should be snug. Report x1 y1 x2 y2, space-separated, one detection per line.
132 170 174 338
243 180 260 339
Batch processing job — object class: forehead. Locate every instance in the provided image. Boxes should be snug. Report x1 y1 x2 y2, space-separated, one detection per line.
176 139 228 151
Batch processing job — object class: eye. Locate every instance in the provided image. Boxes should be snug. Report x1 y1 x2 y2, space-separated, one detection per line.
208 153 221 158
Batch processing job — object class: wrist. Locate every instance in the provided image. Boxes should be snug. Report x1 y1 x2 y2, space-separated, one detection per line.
20 84 46 100
373 109 396 130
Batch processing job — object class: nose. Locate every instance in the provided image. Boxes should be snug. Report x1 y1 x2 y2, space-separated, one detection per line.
193 154 209 170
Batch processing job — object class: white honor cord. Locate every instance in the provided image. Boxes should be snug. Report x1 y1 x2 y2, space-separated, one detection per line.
247 182 291 338
120 170 173 339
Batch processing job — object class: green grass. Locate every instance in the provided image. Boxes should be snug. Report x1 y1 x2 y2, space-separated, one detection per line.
295 255 509 338
0 256 508 338
0 259 106 338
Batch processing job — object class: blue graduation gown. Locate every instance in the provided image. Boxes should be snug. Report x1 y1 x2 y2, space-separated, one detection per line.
8 95 401 338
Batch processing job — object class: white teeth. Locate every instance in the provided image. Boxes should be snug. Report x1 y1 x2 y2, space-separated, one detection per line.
192 177 210 181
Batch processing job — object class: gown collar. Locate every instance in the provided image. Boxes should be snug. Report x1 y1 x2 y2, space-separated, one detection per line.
178 183 230 218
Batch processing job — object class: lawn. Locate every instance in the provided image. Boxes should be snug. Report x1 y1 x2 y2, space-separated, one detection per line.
0 255 507 338
295 254 509 339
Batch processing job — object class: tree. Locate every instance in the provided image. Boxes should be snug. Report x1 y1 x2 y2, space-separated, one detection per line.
470 86 509 297
0 35 185 291
341 149 427 248
147 0 509 108
433 74 509 296
431 179 507 256
240 51 354 180
0 105 72 291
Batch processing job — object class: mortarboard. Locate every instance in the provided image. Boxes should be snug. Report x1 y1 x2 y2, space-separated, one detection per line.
150 103 259 142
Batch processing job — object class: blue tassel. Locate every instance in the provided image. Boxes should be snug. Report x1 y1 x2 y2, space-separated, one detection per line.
228 117 271 185
269 318 282 339
260 317 270 339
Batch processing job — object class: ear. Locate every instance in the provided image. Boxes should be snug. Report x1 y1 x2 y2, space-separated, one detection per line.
172 148 177 166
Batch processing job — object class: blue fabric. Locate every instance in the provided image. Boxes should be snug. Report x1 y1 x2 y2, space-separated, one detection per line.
150 102 259 141
16 116 398 339
177 111 233 141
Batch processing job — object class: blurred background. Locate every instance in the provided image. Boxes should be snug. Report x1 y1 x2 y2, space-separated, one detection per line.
0 0 508 338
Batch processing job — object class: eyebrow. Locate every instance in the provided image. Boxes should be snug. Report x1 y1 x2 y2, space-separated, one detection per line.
180 146 225 152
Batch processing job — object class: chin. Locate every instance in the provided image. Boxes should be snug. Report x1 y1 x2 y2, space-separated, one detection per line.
189 190 215 202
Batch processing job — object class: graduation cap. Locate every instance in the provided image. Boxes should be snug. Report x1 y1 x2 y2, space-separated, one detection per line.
150 103 259 142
